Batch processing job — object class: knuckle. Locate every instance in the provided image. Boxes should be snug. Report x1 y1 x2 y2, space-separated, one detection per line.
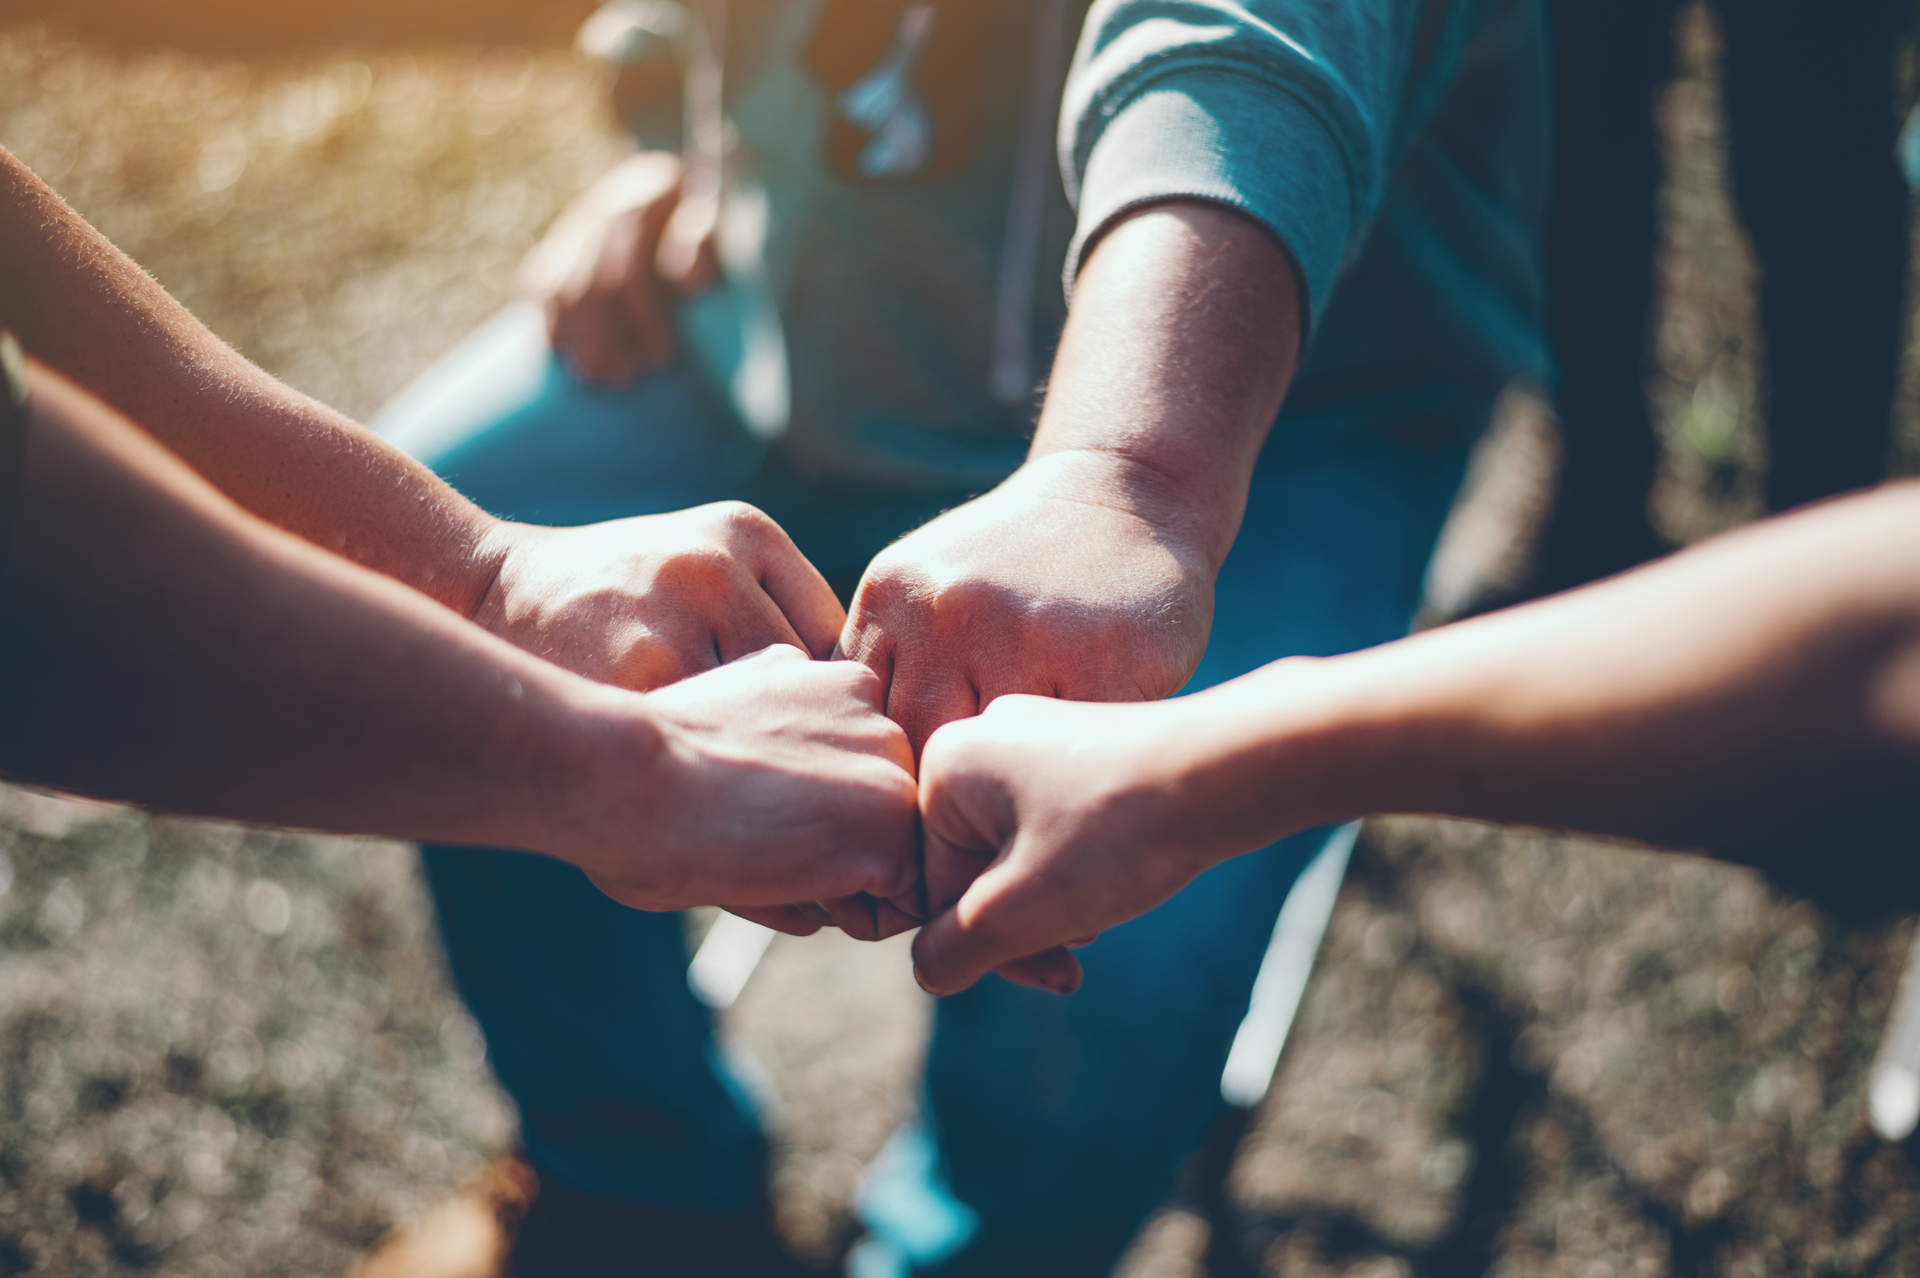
962 901 1018 953
839 660 886 699
630 646 701 691
872 857 920 905
849 559 926 617
655 544 737 591
707 500 774 542
733 501 781 537
837 615 889 668
918 722 966 777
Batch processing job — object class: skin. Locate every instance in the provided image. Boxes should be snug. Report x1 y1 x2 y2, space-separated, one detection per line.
522 150 718 387
531 172 1308 938
839 201 1304 756
0 145 916 922
910 481 1920 995
1 362 919 917
535 185 1305 761
0 146 824 693
835 202 1304 940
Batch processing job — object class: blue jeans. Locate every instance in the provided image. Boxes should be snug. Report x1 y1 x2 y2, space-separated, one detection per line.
379 304 1475 1274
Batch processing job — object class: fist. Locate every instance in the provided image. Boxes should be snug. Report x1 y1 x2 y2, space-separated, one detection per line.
840 456 1216 755
478 501 843 692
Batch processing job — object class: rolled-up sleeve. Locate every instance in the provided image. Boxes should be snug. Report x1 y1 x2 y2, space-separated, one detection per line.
1059 0 1479 326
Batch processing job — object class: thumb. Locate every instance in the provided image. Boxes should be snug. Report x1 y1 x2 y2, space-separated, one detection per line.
656 194 721 297
909 861 1084 996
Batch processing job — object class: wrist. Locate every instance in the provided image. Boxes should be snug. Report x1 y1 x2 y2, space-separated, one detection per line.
506 677 673 874
1153 657 1402 858
1026 201 1303 571
1006 448 1238 573
464 516 537 628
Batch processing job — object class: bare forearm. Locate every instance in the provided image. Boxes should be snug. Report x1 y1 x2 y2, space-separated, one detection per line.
0 146 504 615
1177 484 1920 854
0 365 654 852
1027 201 1302 568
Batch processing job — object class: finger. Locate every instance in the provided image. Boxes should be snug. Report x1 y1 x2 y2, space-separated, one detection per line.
727 642 810 672
657 197 721 296
833 632 917 772
723 904 822 937
817 893 881 941
614 272 679 372
886 657 983 758
793 901 838 930
712 582 812 666
582 871 689 916
916 721 1012 916
768 894 837 924
816 892 924 941
615 190 684 370
910 864 1076 996
549 291 642 387
841 627 892 696
549 203 660 386
920 820 995 920
837 665 917 775
709 505 845 660
751 535 847 661
868 896 924 939
992 948 1084 993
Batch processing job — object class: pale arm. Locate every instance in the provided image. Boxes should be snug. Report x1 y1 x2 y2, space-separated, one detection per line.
1189 481 1920 852
0 146 845 683
910 483 1920 992
0 361 917 916
0 145 504 616
1020 200 1303 571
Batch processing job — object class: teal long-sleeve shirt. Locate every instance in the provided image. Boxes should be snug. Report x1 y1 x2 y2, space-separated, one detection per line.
1062 0 1551 450
699 0 1548 488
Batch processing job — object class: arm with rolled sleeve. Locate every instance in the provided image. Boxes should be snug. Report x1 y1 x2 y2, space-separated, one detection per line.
851 0 1535 957
843 0 1511 748
1060 0 1499 320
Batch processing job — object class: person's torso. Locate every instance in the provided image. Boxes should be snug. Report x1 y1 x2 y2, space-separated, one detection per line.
713 0 1078 492
697 0 1548 491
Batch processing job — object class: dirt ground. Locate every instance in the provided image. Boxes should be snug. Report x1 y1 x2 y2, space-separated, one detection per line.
2 9 1920 1277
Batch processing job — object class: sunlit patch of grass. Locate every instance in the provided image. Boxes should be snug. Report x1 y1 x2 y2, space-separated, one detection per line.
0 24 628 420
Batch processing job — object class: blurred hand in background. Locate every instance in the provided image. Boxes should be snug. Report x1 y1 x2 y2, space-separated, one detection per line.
517 151 719 386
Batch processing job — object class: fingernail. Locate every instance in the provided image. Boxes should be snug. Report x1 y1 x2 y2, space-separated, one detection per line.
912 963 937 995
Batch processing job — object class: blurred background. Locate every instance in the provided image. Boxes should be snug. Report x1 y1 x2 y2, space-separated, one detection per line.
2 4 1920 1276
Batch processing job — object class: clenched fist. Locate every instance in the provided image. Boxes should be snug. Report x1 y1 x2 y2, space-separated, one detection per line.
840 451 1218 757
907 694 1224 994
477 501 844 692
575 645 921 922
517 151 720 386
